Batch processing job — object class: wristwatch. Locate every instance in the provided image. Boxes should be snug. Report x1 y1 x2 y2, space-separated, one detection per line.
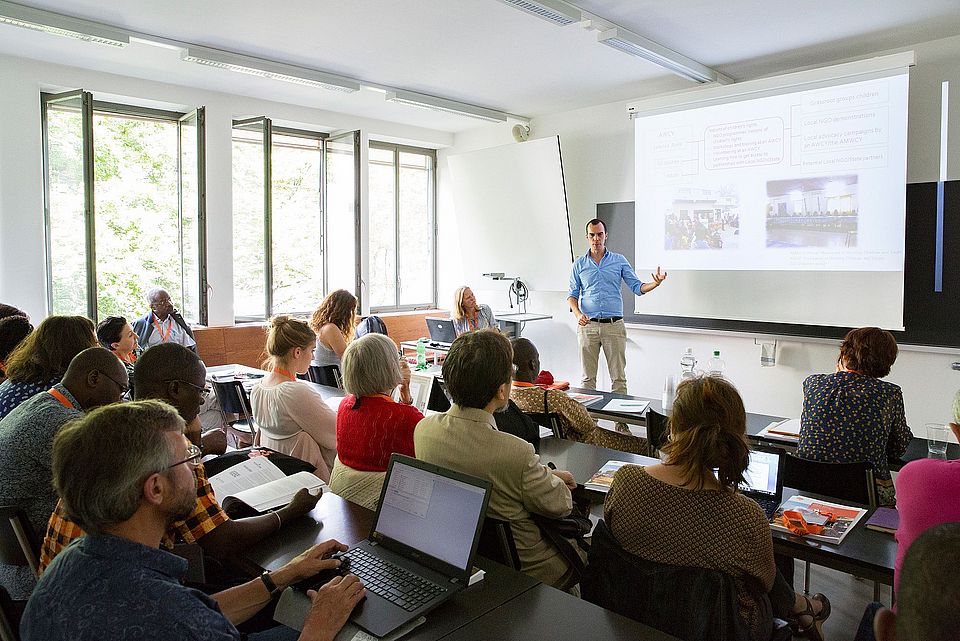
260 571 282 598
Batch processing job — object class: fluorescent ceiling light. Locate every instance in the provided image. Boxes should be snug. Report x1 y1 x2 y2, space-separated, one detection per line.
598 27 730 84
385 90 508 123
0 0 129 47
182 46 360 93
495 0 581 26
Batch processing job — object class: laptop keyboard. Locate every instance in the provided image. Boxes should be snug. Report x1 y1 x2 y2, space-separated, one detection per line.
753 496 780 519
344 548 447 612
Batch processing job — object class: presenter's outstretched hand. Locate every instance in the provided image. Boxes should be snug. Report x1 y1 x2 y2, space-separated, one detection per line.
651 266 667 286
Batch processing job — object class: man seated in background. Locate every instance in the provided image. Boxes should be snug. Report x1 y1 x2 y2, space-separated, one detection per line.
874 522 960 641
133 287 197 352
415 329 582 591
21 400 364 641
510 338 647 455
39 343 316 582
0 347 127 599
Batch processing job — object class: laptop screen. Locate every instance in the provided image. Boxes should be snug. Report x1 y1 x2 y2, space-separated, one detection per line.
740 448 780 496
374 458 488 572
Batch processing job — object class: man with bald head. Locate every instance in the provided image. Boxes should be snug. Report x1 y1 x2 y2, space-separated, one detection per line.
132 287 196 352
0 346 127 598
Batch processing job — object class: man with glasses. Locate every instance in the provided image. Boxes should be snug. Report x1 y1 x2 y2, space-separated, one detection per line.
39 343 320 583
133 287 197 352
0 347 127 599
22 401 364 641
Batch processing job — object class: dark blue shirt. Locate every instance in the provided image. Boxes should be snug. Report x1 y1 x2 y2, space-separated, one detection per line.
21 533 240 641
567 250 645 318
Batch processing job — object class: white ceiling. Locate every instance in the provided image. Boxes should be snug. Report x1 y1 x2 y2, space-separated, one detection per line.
1 0 959 133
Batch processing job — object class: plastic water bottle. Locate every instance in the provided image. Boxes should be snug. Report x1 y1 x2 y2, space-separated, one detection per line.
707 350 725 377
662 374 675 412
679 348 697 380
416 338 427 370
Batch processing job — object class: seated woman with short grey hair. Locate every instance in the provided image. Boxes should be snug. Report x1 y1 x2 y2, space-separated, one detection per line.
328 333 422 509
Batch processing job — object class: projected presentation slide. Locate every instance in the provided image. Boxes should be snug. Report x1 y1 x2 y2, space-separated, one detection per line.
636 76 909 273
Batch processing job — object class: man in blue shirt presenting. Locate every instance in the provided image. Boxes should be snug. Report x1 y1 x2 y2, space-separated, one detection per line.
567 219 666 400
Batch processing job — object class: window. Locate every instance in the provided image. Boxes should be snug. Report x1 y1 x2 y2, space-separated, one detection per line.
41 91 207 323
368 142 436 311
233 119 360 321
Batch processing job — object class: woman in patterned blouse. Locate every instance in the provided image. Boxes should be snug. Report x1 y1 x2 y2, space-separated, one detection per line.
798 327 911 506
604 377 831 641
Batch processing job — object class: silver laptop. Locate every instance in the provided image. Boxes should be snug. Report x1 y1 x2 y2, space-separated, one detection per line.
424 317 457 346
286 455 491 638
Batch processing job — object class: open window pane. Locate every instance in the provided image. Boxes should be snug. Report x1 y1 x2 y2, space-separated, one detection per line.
180 109 205 324
398 151 434 306
325 131 359 296
369 146 396 308
272 132 324 314
232 122 268 319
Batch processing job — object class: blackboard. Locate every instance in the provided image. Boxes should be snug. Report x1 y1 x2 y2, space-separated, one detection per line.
598 179 960 348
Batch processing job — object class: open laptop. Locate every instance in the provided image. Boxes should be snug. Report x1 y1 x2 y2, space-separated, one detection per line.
739 445 786 518
288 455 491 637
408 372 437 414
424 317 457 346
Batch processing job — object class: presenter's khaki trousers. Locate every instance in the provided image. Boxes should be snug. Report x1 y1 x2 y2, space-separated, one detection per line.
577 319 627 394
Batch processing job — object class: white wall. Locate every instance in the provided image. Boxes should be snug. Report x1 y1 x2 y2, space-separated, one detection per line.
0 53 453 324
437 34 960 433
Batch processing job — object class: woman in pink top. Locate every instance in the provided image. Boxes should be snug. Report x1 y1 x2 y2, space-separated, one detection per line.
894 420 960 592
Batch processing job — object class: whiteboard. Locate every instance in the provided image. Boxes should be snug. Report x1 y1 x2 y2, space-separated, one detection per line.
448 136 573 291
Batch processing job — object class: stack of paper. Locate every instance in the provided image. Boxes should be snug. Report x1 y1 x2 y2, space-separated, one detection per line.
769 494 867 545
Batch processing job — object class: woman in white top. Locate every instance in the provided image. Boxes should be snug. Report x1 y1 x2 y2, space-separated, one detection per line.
251 315 337 481
452 286 498 336
308 289 357 367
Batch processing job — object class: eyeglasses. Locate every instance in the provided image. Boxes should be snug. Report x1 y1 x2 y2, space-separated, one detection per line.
168 443 203 469
164 379 211 399
99 370 130 395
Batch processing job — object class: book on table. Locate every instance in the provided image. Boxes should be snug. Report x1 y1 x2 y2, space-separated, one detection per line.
757 418 801 441
566 391 603 406
769 494 868 545
864 507 899 535
209 456 324 514
584 460 633 492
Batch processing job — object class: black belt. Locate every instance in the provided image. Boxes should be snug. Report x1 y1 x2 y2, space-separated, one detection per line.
589 317 622 323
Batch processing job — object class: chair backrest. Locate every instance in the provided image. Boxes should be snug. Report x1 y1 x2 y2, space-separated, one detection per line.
782 454 877 507
0 586 21 641
355 315 388 338
582 520 754 641
525 412 565 439
645 408 668 458
477 517 521 570
306 365 343 389
493 401 541 451
0 507 39 577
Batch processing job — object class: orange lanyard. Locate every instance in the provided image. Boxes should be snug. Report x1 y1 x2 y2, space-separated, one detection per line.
370 394 395 402
512 381 536 387
48 388 75 410
118 351 137 365
273 368 296 381
152 315 173 343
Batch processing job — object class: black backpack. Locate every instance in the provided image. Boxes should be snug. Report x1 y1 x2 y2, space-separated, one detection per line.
355 315 388 337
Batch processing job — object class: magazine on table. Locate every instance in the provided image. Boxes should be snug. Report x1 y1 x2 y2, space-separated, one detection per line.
769 494 867 545
584 460 632 492
209 456 325 514
566 391 603 406
756 418 801 441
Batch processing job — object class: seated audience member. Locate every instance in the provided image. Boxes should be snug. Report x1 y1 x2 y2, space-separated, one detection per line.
0 313 33 384
96 315 140 397
797 327 911 505
21 400 364 641
604 376 830 641
39 343 319 574
329 333 421 509
892 415 960 592
251 316 337 481
874 523 960 641
0 347 127 599
0 303 27 320
414 329 581 591
132 287 196 352
451 285 498 335
0 315 98 420
510 338 646 454
309 289 357 369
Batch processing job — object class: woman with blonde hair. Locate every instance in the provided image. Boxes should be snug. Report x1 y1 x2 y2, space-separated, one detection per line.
308 289 358 368
451 286 497 335
328 333 421 509
603 376 831 641
250 315 337 481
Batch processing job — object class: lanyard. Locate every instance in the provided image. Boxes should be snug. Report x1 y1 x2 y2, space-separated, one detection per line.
152 315 173 343
48 388 75 410
273 368 296 381
370 394 395 402
467 315 479 332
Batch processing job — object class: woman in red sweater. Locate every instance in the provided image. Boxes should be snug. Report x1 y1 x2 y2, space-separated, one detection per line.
329 333 423 509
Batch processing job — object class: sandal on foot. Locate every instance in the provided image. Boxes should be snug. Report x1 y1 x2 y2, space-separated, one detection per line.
811 593 831 622
789 594 829 641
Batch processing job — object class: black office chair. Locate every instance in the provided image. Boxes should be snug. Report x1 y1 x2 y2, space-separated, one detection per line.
0 586 22 641
0 507 39 580
525 412 565 439
211 379 258 449
781 454 877 597
306 364 343 389
645 408 669 458
477 517 521 571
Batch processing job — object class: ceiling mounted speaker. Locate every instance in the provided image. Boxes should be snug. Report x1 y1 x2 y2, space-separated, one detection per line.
512 124 530 142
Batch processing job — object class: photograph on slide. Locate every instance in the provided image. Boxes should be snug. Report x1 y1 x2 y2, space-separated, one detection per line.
663 185 740 251
765 174 859 248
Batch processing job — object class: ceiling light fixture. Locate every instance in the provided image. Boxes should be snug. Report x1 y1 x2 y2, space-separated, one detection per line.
385 90 508 123
597 27 731 84
182 46 360 93
0 0 129 47
494 0 581 26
